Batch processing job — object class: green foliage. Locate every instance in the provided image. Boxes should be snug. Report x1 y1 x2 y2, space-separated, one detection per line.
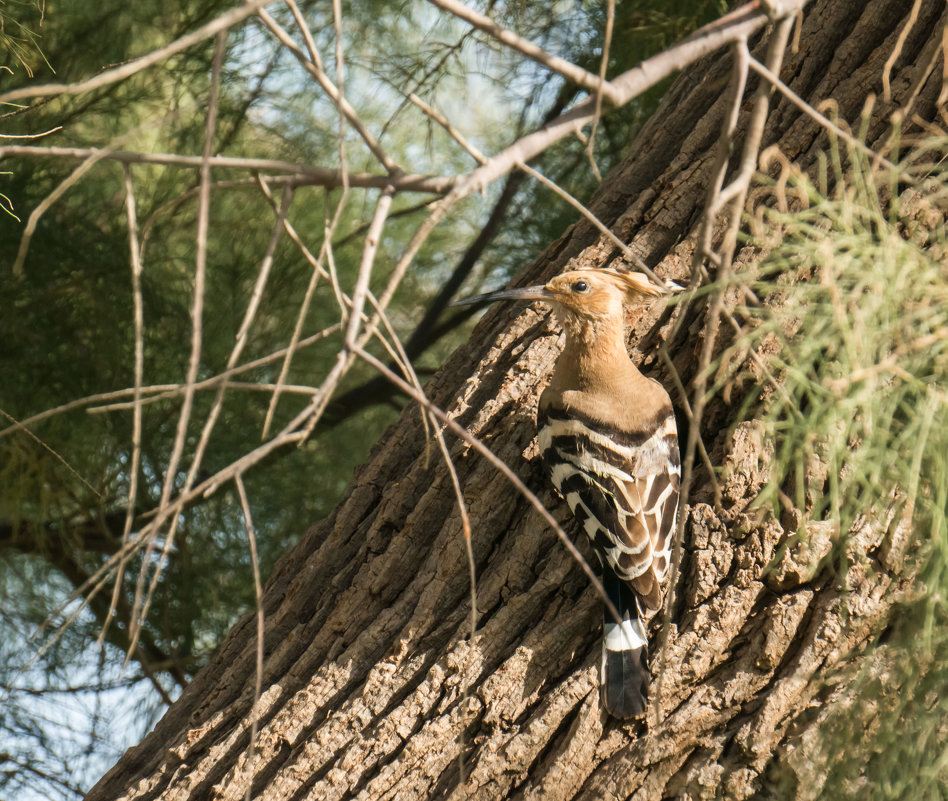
734 154 946 538
0 0 49 77
719 138 948 798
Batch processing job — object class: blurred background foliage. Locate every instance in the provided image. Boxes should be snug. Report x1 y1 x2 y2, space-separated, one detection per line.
0 0 725 797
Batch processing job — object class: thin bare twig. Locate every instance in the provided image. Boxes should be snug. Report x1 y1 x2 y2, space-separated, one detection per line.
344 187 396 349
516 160 656 280
89 381 322 412
0 409 101 498
332 0 348 183
0 125 61 139
130 31 228 659
0 0 277 106
259 5 399 174
283 0 323 69
426 0 613 102
99 165 146 644
408 93 487 165
586 0 615 180
693 37 751 273
235 474 265 801
11 144 114 276
298 184 396 443
883 0 923 102
0 146 450 194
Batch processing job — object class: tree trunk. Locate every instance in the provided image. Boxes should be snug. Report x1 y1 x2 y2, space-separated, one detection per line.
86 1 942 798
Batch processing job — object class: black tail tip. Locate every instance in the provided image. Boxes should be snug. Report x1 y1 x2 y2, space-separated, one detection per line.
602 647 649 719
602 683 647 719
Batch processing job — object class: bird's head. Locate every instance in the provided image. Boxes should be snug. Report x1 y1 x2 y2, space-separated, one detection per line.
454 268 672 322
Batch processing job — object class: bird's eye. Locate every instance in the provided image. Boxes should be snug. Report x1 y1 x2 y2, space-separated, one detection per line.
572 280 589 293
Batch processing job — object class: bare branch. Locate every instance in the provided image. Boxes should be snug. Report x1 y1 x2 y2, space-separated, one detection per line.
408 93 487 164
692 37 751 280
99 164 146 645
234 473 265 801
0 145 451 194
0 125 61 139
426 0 614 102
0 0 278 106
516 160 656 279
344 187 396 349
258 6 399 174
130 31 228 658
586 0 615 180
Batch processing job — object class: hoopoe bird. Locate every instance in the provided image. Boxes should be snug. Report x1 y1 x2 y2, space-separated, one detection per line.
458 268 680 718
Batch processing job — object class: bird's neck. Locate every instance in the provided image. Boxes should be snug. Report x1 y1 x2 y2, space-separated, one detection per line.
553 315 646 393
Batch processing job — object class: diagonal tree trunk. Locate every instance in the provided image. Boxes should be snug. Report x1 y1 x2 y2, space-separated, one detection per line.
86 1 942 798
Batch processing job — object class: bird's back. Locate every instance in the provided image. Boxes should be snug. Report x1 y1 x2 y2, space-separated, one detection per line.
537 369 679 717
537 380 679 607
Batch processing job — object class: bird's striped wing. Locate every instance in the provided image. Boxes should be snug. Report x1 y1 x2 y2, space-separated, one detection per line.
537 405 680 611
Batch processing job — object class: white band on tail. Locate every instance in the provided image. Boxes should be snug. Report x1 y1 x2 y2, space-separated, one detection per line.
604 617 647 651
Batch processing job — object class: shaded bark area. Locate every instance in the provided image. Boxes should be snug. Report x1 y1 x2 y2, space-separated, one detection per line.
87 2 941 799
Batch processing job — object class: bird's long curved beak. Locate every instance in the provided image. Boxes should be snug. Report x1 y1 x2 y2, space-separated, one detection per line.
452 284 553 307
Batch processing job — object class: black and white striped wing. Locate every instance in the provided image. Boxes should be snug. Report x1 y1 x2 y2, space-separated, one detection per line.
537 405 680 611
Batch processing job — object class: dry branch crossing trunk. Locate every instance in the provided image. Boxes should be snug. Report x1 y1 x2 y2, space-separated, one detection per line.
87 2 942 798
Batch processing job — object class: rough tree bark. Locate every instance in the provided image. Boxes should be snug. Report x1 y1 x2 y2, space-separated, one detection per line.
87 2 943 798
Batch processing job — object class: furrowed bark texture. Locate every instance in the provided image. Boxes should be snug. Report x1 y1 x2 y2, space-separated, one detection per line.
87 2 942 799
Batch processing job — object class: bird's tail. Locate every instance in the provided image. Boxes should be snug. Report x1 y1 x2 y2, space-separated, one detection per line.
601 569 649 719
